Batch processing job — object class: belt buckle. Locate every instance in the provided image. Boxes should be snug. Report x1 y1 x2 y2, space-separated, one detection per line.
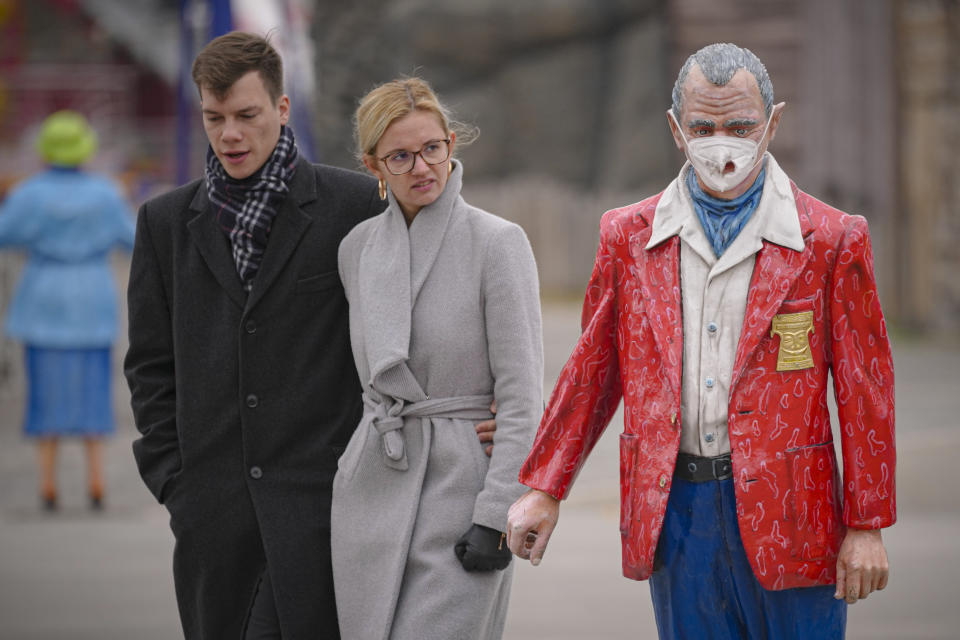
712 456 732 480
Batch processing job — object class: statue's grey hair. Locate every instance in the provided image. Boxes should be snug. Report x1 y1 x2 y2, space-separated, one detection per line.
671 43 774 119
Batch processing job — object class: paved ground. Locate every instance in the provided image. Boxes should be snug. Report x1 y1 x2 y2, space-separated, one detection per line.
0 299 957 639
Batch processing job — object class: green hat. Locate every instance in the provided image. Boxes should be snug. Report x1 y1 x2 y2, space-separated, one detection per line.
36 110 98 167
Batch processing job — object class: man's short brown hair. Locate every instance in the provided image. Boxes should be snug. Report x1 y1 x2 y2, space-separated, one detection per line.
192 31 284 103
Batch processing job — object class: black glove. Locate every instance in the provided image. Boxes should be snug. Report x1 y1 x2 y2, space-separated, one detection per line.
454 523 512 572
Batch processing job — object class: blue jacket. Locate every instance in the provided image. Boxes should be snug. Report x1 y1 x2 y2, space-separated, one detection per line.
0 167 135 347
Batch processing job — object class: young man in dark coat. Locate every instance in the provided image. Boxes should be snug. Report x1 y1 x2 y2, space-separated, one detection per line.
125 32 389 638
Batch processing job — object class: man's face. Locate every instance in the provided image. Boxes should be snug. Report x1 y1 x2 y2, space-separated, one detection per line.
667 65 784 198
200 70 290 180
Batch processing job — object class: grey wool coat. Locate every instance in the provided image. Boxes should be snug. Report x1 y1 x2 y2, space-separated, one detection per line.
124 157 381 639
332 161 544 640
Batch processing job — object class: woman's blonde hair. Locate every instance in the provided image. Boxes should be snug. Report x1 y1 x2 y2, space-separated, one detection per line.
354 76 476 163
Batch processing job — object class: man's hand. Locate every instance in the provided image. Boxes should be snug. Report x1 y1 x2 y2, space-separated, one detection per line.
835 528 889 604
476 400 496 457
506 489 560 566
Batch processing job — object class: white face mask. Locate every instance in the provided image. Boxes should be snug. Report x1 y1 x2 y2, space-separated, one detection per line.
670 110 772 194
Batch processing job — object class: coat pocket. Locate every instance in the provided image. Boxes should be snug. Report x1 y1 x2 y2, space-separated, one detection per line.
619 434 640 535
459 418 491 493
295 270 341 294
337 422 373 483
786 441 842 560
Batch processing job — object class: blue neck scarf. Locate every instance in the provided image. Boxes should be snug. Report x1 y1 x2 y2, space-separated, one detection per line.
687 164 766 257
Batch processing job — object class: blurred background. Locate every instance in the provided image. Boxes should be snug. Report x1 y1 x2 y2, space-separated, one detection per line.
1 0 958 326
0 0 958 638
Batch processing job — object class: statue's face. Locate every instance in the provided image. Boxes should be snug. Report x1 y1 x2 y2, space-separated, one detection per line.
667 65 784 198
675 66 769 145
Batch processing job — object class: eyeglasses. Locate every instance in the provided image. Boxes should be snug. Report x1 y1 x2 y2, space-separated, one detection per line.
379 139 451 175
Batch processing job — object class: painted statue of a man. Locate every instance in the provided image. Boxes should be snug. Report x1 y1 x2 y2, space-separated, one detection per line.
507 42 895 638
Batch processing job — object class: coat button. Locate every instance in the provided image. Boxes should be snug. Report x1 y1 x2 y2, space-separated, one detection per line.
658 475 668 489
249 466 263 479
670 412 677 425
246 394 259 408
245 320 257 334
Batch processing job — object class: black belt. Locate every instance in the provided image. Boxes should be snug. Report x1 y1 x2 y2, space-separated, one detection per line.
674 452 733 482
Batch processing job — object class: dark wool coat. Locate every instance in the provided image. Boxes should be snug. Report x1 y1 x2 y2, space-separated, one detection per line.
124 158 381 639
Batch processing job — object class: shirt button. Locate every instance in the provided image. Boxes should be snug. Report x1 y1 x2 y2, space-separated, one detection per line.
246 394 259 408
705 433 715 443
249 466 263 479
705 377 715 389
707 322 718 334
245 320 257 334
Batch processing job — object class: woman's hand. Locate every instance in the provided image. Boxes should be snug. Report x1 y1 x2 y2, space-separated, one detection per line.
454 523 512 571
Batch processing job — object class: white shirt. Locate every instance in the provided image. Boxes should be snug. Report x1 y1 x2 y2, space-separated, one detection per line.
646 154 805 456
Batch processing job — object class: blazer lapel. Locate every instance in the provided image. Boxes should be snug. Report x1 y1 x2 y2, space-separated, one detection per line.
730 189 815 388
246 158 316 311
186 186 247 309
636 231 684 400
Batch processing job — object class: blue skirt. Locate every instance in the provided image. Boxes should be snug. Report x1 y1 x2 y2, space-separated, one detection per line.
24 346 115 438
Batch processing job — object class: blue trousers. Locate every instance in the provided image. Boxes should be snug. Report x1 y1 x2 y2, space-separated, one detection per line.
649 476 846 640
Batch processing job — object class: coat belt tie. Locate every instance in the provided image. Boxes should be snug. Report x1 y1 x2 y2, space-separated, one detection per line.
360 392 494 471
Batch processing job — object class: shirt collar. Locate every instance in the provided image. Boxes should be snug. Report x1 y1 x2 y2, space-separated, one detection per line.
646 153 804 253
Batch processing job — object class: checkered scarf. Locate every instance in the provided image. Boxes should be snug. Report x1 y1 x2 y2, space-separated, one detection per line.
205 126 299 291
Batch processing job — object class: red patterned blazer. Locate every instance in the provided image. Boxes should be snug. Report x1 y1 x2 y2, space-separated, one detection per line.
519 182 896 590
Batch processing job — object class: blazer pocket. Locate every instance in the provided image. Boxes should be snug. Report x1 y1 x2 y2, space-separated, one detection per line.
295 270 341 294
776 296 815 315
771 296 818 372
619 434 640 536
786 441 842 560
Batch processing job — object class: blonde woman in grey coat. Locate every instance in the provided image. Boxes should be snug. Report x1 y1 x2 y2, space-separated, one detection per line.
331 77 543 640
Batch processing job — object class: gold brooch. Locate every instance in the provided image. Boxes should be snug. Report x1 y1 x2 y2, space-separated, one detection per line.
770 311 814 371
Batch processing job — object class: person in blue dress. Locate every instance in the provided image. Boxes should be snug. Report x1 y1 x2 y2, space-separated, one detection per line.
0 110 135 510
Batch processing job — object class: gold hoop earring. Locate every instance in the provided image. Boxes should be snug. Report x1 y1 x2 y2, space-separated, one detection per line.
448 161 453 175
378 179 387 200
